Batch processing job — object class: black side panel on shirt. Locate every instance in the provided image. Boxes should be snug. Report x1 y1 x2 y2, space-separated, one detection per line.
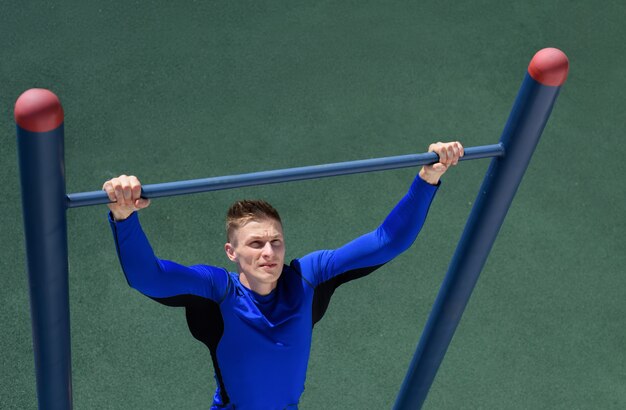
312 264 385 326
149 294 230 405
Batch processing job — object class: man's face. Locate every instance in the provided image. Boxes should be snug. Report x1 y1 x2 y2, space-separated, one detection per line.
225 218 285 294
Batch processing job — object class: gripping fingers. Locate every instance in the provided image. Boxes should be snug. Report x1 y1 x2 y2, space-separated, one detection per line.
438 141 464 166
102 175 148 220
129 176 150 209
123 182 132 202
428 141 465 168
129 176 142 202
425 142 444 172
102 180 116 202
430 142 446 164
102 175 139 207
420 140 464 185
450 141 464 166
446 145 456 166
115 175 129 207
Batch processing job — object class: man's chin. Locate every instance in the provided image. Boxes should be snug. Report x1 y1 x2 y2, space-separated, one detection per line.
259 268 282 278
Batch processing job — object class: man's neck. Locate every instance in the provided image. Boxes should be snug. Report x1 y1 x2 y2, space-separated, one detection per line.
239 273 277 296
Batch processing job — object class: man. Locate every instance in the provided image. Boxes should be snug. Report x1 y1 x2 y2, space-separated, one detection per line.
104 141 464 409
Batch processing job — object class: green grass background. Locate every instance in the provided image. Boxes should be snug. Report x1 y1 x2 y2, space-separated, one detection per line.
2 1 625 408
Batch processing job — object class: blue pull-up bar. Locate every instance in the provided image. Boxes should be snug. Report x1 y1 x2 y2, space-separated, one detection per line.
15 47 567 410
66 144 504 208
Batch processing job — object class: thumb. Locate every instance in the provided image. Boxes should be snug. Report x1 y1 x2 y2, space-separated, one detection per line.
430 163 448 173
134 198 151 209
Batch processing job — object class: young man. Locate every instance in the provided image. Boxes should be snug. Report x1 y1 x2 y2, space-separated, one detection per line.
104 141 464 409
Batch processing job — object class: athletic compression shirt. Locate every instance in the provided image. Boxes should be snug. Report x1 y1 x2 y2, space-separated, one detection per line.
109 175 438 409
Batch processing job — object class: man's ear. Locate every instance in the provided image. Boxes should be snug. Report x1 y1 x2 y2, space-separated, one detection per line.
225 242 237 262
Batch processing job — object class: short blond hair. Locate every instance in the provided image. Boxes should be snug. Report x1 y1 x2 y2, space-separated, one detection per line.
226 199 282 242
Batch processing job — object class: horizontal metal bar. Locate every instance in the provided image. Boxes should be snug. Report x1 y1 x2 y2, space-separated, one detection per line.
66 143 504 208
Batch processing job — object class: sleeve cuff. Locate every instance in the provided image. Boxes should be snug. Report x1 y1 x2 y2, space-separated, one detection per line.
108 211 138 224
414 173 441 192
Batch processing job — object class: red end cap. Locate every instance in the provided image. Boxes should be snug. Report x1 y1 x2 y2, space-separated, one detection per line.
528 48 569 86
14 89 64 133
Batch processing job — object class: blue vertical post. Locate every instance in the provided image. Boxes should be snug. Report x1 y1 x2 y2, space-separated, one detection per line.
394 48 569 409
15 89 72 410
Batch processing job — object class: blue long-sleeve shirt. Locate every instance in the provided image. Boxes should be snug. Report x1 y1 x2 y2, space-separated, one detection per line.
109 175 438 409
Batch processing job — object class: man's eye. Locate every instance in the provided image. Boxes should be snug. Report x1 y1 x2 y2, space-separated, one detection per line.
271 240 282 246
249 241 262 248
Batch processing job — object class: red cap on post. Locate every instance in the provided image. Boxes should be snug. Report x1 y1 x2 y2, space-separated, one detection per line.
14 89 64 133
528 48 569 87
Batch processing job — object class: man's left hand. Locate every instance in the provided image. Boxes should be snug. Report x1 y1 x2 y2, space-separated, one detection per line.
419 141 464 185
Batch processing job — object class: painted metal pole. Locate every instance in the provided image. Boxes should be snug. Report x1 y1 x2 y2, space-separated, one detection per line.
66 144 504 208
15 89 72 410
394 48 569 409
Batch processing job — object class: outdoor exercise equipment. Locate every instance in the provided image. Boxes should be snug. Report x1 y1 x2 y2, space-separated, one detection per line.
15 47 568 410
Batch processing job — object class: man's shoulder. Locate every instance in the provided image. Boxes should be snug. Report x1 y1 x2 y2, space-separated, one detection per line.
285 255 329 289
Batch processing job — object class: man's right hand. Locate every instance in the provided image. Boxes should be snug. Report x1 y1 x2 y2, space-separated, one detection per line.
102 175 151 221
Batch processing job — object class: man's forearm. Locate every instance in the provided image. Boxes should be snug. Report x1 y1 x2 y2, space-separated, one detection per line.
109 212 165 293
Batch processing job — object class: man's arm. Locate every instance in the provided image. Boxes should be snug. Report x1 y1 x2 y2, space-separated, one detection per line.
104 175 228 302
299 141 464 286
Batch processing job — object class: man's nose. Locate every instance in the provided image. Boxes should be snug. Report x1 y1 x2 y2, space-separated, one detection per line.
261 242 274 257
